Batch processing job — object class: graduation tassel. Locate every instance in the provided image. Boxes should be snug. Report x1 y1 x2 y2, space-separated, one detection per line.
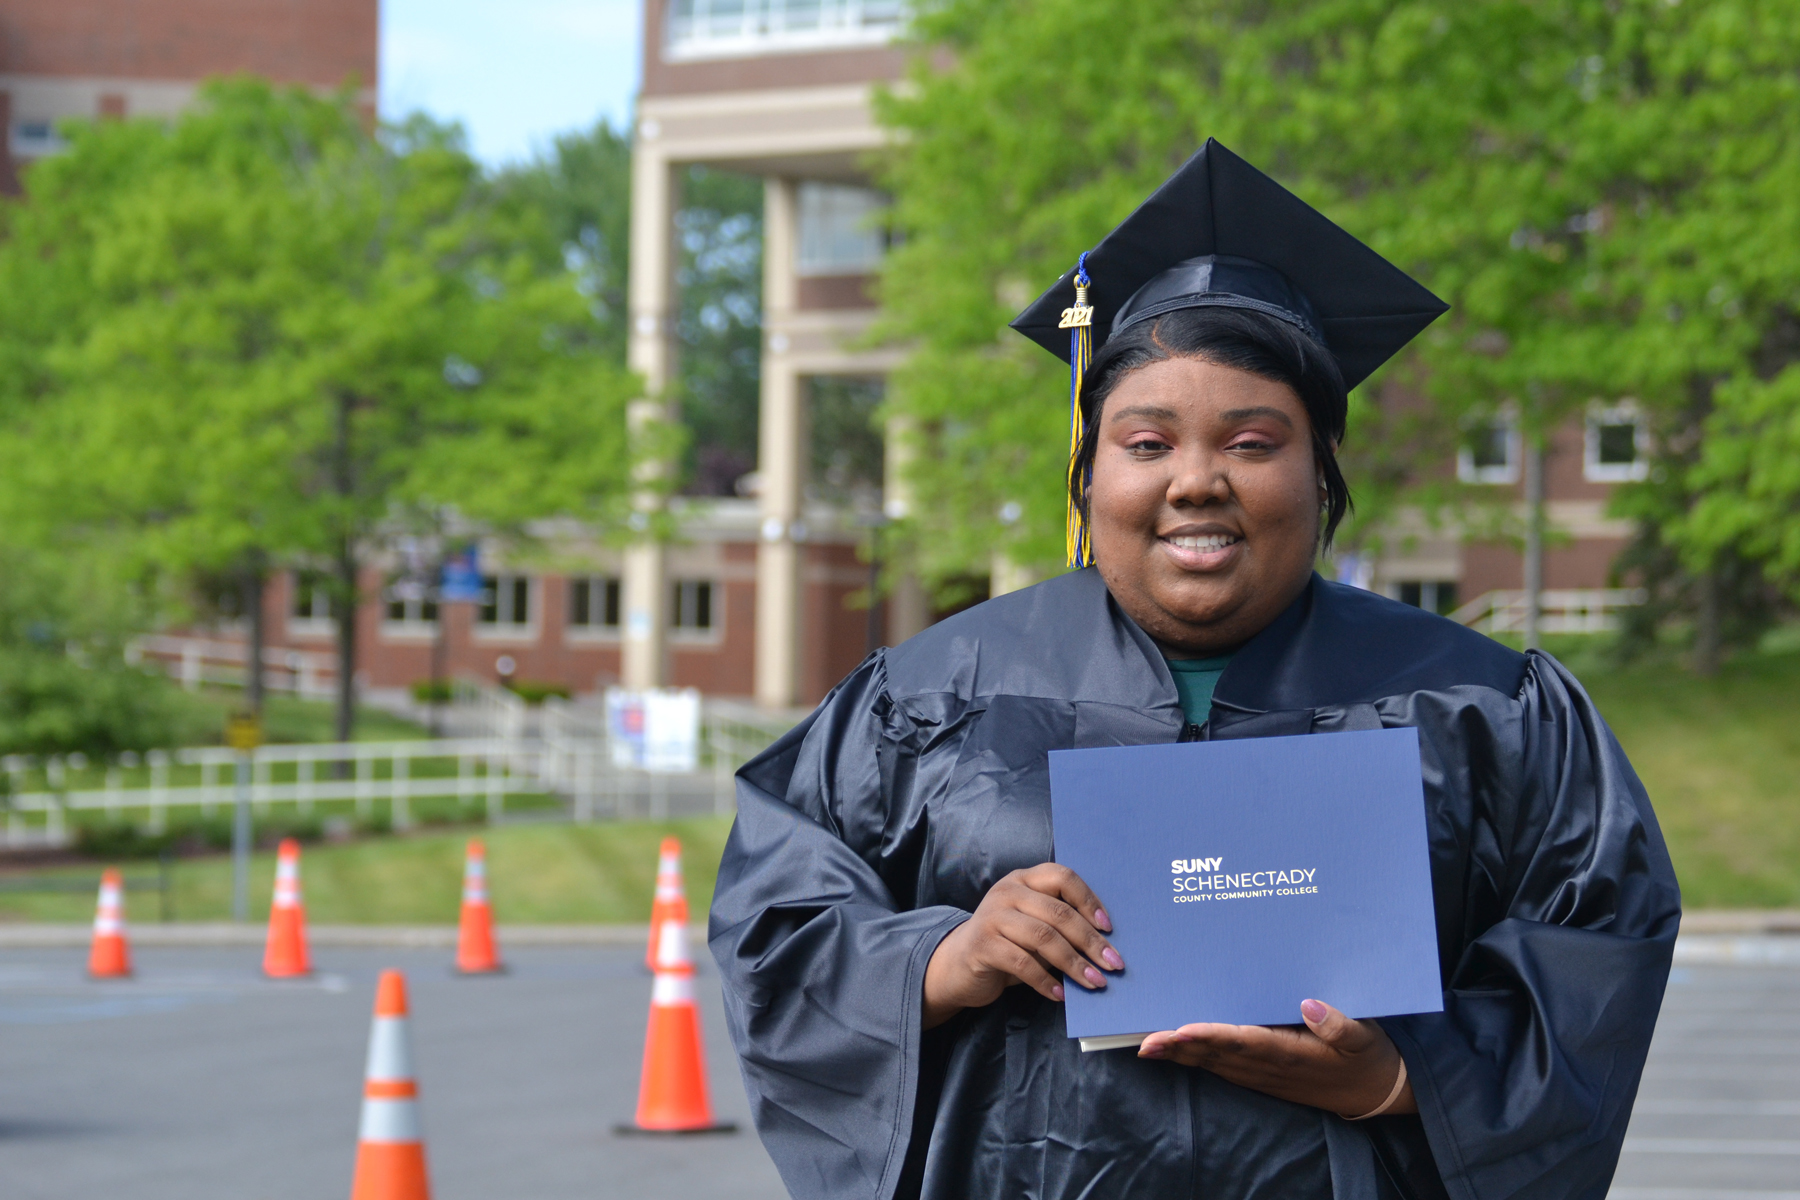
1059 252 1096 568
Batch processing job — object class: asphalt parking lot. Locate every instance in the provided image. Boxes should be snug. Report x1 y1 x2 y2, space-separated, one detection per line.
1611 959 1800 1200
0 945 787 1200
0 942 1794 1199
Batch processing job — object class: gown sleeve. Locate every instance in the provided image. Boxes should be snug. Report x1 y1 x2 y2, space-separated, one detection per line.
707 652 971 1200
1381 651 1682 1200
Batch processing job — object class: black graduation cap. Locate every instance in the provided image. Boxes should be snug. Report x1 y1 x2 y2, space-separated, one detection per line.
1009 138 1447 392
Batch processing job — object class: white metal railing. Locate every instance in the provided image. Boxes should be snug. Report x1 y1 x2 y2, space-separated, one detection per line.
0 739 532 849
130 634 337 699
0 690 803 847
666 0 905 60
1450 588 1648 635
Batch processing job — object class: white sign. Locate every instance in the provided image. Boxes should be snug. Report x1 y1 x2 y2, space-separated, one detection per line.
605 687 701 774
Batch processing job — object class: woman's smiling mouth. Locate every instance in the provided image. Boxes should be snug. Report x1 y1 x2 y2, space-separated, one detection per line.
1165 533 1242 552
1159 531 1245 570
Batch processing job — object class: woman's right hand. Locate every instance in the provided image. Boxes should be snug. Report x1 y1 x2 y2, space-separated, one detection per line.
922 864 1124 1030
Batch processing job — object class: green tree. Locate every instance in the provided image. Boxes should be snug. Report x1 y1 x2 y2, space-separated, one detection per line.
674 166 764 497
488 119 635 365
489 133 765 497
0 80 638 739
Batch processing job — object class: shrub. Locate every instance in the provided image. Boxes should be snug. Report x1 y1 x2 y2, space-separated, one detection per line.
256 814 324 848
504 679 571 705
0 649 192 758
410 679 454 705
75 819 171 859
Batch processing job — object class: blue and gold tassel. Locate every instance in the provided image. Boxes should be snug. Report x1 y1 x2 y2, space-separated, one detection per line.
1058 252 1096 568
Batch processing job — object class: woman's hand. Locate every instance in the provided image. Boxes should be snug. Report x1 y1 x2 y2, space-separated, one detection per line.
1136 998 1415 1118
922 864 1123 1030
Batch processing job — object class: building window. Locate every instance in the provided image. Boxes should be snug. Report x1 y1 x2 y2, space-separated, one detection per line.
10 120 66 158
569 577 622 630
383 587 438 629
671 580 714 634
289 572 333 628
1584 402 1650 483
1457 415 1520 485
667 0 905 61
1396 581 1460 617
478 575 532 627
797 184 888 276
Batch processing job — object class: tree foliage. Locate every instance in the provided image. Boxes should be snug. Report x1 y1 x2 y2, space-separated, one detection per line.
876 0 1800 633
674 166 765 497
0 80 640 738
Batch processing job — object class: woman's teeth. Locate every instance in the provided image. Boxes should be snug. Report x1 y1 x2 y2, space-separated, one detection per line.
1168 534 1241 552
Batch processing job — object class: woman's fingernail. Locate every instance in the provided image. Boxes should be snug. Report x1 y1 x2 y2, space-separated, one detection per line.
1140 1044 1166 1059
1101 947 1124 971
1052 984 1065 1002
1083 966 1106 988
1093 908 1113 932
1301 999 1328 1024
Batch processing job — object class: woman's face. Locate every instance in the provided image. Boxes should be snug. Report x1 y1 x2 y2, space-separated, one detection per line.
1087 355 1323 657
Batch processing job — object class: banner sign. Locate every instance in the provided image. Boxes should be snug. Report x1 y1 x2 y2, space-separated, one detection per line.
605 687 701 774
440 547 484 603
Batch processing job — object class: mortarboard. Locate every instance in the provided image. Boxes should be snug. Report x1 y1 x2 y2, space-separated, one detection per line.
1009 138 1448 567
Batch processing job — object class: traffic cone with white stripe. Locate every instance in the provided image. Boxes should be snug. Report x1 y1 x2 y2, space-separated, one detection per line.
644 837 688 972
87 867 132 979
351 970 431 1200
616 917 735 1134
454 839 502 975
263 838 312 978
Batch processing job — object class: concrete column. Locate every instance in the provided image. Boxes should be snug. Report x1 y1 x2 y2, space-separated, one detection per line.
1522 434 1545 652
755 178 805 708
882 413 931 644
622 142 680 688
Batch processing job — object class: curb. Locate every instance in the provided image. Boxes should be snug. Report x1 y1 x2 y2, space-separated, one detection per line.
1672 934 1800 967
0 923 650 948
1676 910 1800 936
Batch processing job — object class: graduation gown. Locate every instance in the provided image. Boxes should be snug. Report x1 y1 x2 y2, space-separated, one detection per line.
709 568 1680 1200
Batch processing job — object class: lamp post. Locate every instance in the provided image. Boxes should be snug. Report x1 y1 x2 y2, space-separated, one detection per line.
224 712 262 922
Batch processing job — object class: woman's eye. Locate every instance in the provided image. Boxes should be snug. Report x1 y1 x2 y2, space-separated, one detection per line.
1126 437 1171 453
1228 437 1275 452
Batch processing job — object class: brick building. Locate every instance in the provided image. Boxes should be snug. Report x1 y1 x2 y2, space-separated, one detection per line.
0 0 376 192
1362 404 1647 624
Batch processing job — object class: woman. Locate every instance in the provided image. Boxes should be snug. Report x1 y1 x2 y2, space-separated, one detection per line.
710 140 1679 1200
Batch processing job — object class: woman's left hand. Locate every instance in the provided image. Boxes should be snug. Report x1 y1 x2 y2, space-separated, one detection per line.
1136 998 1415 1118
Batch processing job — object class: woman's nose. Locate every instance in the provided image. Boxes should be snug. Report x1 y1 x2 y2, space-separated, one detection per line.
1166 455 1229 507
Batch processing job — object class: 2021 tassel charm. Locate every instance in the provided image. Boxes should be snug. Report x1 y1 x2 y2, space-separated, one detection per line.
1058 251 1095 569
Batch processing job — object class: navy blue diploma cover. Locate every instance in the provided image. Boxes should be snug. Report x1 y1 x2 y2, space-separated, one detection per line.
1049 727 1443 1047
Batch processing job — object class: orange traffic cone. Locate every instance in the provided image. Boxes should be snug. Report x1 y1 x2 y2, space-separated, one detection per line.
616 917 735 1135
351 970 432 1200
454 839 502 975
263 838 312 978
87 867 132 979
644 837 688 972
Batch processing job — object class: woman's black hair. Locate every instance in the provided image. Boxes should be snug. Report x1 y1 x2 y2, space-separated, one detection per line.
1070 305 1353 550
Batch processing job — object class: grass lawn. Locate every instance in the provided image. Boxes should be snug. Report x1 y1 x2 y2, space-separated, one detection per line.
170 688 429 745
1573 645 1800 909
0 818 734 926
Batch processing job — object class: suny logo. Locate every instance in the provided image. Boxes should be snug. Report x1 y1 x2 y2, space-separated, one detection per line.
1172 857 1222 873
